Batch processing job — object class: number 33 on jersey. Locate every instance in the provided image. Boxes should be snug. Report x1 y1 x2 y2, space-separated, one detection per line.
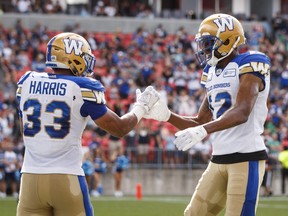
16 71 107 175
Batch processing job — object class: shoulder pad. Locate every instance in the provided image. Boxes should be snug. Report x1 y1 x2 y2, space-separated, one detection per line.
59 76 105 92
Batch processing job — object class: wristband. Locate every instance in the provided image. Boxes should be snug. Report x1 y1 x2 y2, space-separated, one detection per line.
131 105 146 122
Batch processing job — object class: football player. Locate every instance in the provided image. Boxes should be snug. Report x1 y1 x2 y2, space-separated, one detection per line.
16 32 160 216
145 13 270 216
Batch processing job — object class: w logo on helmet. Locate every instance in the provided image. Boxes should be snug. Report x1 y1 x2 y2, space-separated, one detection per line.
213 17 234 32
63 39 83 55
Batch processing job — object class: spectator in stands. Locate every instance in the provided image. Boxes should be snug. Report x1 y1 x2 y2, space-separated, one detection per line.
31 53 46 72
104 2 117 17
172 62 187 95
17 0 31 14
53 0 65 14
271 12 286 41
266 132 282 160
280 64 288 89
111 69 133 99
84 32 98 51
175 89 197 116
116 0 128 16
132 26 148 47
183 48 195 66
269 96 284 127
17 49 30 68
43 0 55 14
136 57 154 87
186 63 202 96
185 10 196 19
93 1 107 17
136 4 154 19
247 24 264 51
154 24 167 45
0 104 14 138
176 26 191 50
162 65 174 90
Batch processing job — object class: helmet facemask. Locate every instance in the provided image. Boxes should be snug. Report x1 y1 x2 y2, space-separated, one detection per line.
77 52 96 77
195 35 223 66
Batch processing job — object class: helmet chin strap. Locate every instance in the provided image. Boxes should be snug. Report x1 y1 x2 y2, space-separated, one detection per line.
208 36 241 66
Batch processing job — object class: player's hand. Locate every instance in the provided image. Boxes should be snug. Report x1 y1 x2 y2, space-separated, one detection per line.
131 86 160 122
143 99 171 121
135 86 160 112
174 125 207 151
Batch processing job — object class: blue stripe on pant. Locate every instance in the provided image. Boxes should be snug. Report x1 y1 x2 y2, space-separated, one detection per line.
78 176 94 216
241 161 259 216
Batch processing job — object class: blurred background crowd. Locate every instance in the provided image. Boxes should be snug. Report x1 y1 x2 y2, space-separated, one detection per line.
1 0 189 19
1 0 288 198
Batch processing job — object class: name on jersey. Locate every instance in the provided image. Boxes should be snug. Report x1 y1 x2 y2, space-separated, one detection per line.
29 81 67 95
207 82 230 92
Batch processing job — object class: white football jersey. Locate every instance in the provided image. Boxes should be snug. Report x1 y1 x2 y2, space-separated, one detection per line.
16 71 107 175
201 51 270 155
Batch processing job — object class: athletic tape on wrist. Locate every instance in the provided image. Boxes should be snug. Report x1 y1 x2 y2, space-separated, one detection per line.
131 105 146 122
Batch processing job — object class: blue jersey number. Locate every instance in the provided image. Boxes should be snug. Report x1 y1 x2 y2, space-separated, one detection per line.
208 92 232 118
23 99 71 138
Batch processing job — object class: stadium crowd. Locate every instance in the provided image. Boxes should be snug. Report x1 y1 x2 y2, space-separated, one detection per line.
1 13 288 197
0 0 185 19
1 0 284 21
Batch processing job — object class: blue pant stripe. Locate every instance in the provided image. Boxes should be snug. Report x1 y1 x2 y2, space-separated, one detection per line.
241 161 259 216
78 176 94 216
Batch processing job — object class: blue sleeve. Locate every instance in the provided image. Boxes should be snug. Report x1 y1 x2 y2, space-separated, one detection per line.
239 52 270 66
80 101 108 120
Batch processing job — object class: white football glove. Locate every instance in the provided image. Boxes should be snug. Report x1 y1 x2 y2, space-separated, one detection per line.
143 99 171 121
131 86 160 122
174 125 207 151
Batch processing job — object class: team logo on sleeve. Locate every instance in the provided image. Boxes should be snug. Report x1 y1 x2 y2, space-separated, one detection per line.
239 62 270 76
63 39 83 55
81 89 106 104
213 17 234 32
250 62 270 76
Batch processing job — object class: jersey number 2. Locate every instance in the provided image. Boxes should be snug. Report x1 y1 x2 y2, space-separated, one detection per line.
208 92 232 118
23 99 70 139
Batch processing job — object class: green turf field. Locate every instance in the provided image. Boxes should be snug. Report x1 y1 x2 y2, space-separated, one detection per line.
1 195 288 216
